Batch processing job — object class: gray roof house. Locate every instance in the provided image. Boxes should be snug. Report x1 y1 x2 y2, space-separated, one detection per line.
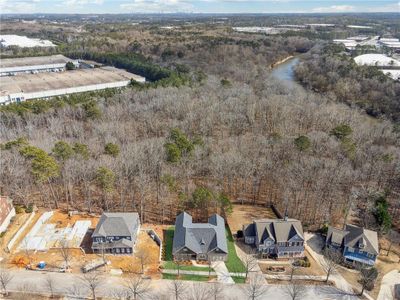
243 217 305 259
91 212 140 255
172 212 228 262
326 224 379 266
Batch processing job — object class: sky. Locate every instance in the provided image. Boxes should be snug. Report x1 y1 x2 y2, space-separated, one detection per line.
0 0 399 14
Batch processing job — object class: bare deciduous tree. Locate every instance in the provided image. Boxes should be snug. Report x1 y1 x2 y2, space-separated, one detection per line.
0 267 13 296
44 275 56 298
283 280 307 300
58 238 72 270
321 248 343 282
208 282 224 300
136 246 151 274
80 272 104 300
190 282 212 300
242 276 268 300
124 274 151 300
168 280 187 300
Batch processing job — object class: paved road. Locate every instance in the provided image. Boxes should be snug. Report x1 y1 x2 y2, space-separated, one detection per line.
3 268 361 299
377 269 400 300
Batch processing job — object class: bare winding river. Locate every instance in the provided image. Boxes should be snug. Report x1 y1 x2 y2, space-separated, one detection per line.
271 57 303 89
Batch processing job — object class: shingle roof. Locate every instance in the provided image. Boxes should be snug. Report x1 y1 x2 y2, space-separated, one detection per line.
250 218 304 243
344 224 379 255
172 212 228 255
92 212 139 238
326 226 348 245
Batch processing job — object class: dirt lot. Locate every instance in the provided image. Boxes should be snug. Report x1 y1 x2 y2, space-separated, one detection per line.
49 210 99 229
259 250 325 277
227 204 277 233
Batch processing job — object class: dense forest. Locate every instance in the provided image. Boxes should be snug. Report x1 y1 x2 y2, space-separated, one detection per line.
0 16 399 233
294 43 400 123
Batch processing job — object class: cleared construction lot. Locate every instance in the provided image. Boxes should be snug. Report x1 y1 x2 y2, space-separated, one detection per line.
5 210 160 276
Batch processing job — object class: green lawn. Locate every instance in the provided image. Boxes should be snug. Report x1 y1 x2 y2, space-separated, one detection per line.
232 276 246 284
163 225 246 275
163 227 214 272
225 226 246 273
162 273 215 282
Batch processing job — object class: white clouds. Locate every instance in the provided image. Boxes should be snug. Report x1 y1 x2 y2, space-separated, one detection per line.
63 0 104 6
312 5 355 13
120 0 193 13
0 0 39 13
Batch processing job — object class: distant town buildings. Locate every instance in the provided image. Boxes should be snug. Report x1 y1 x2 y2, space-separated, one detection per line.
0 196 15 233
243 215 305 259
92 212 140 255
325 224 379 266
172 212 228 262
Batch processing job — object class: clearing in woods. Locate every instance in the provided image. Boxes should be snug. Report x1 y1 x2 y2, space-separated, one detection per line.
227 204 278 234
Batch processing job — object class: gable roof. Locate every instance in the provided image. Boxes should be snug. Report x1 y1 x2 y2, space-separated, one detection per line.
326 226 348 245
172 212 228 255
92 212 139 238
249 218 304 243
344 224 379 255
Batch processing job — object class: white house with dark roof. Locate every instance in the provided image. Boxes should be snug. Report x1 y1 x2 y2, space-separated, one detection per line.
172 212 228 262
326 224 379 266
91 212 140 255
243 216 305 258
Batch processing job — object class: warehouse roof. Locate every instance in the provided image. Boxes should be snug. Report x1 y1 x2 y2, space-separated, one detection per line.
0 55 72 69
354 54 400 67
0 67 145 97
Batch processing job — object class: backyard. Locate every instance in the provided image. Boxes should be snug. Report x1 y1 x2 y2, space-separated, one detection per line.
227 204 278 234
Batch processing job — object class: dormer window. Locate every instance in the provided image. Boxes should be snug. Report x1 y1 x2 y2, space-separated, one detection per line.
200 238 205 245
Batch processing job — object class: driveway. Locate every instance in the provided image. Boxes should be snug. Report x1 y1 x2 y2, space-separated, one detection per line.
377 269 400 300
212 261 235 284
305 232 356 297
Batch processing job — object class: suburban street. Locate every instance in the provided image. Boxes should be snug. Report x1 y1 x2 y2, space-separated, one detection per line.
4 268 360 299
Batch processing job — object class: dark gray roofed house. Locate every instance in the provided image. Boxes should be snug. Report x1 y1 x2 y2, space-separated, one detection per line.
325 224 379 266
91 212 140 255
243 217 305 259
172 212 228 262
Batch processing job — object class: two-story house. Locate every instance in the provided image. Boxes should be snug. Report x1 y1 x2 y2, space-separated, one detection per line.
172 212 228 262
325 224 379 266
91 212 140 255
243 216 305 259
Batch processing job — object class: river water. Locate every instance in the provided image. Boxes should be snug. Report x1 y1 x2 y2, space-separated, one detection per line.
270 57 302 89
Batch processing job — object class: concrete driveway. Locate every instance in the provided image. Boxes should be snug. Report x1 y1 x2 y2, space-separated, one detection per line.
377 269 400 300
212 261 235 284
305 232 356 297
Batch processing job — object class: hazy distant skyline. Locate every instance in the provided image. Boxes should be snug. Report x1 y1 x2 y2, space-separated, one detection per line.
1 0 399 14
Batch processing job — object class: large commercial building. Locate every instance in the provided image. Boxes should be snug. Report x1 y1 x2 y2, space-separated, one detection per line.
0 66 146 105
0 35 56 48
0 55 79 77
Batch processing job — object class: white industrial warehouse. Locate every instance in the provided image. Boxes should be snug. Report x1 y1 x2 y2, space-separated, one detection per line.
0 55 79 76
0 35 55 48
0 66 146 105
354 54 400 81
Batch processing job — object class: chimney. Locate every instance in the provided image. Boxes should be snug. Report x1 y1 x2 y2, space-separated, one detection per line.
283 207 288 221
